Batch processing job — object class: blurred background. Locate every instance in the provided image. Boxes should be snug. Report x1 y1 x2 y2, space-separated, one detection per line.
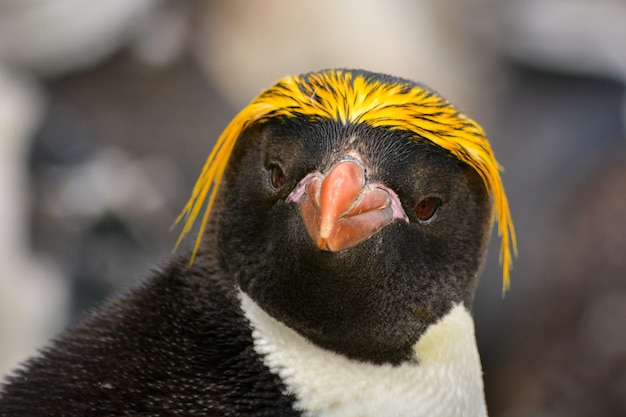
1 0 625 415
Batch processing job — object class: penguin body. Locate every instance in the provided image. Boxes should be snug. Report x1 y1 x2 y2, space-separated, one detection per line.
0 69 515 416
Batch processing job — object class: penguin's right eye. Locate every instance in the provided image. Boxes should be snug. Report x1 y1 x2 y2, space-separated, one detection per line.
268 164 287 190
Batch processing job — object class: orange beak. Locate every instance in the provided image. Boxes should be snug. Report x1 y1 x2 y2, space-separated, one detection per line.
288 158 407 252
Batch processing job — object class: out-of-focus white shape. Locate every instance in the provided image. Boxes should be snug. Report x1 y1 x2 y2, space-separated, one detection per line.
501 0 626 82
132 0 190 67
194 0 490 112
0 68 68 382
41 148 179 225
0 0 162 75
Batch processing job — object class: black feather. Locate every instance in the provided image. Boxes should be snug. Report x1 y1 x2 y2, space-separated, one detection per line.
0 253 299 416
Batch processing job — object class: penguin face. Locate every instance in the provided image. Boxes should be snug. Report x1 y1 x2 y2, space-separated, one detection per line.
217 118 492 364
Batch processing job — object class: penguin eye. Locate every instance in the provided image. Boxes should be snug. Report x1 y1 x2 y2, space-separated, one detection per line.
268 164 286 190
415 197 440 223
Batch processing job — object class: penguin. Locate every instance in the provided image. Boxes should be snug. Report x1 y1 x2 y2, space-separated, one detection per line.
0 69 516 416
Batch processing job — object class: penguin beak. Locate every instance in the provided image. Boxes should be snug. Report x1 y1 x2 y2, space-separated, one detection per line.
287 158 408 252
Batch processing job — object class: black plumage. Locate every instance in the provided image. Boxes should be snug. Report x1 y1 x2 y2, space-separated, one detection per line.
0 252 298 416
219 120 491 364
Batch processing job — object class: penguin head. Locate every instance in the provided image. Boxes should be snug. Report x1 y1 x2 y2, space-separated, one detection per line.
178 69 516 364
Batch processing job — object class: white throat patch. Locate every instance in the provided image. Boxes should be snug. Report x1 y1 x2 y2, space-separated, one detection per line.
239 291 487 417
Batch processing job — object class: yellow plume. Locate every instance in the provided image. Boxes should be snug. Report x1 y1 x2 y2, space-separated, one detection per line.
174 69 517 291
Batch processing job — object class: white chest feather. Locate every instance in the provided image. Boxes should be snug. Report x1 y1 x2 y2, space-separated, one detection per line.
239 292 488 417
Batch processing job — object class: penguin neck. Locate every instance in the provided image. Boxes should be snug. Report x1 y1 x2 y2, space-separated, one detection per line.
239 291 488 417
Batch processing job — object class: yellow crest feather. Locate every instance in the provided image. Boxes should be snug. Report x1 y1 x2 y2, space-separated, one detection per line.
174 69 517 292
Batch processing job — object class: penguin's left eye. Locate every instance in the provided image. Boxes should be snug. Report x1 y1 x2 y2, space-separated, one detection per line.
268 164 287 190
415 197 441 223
